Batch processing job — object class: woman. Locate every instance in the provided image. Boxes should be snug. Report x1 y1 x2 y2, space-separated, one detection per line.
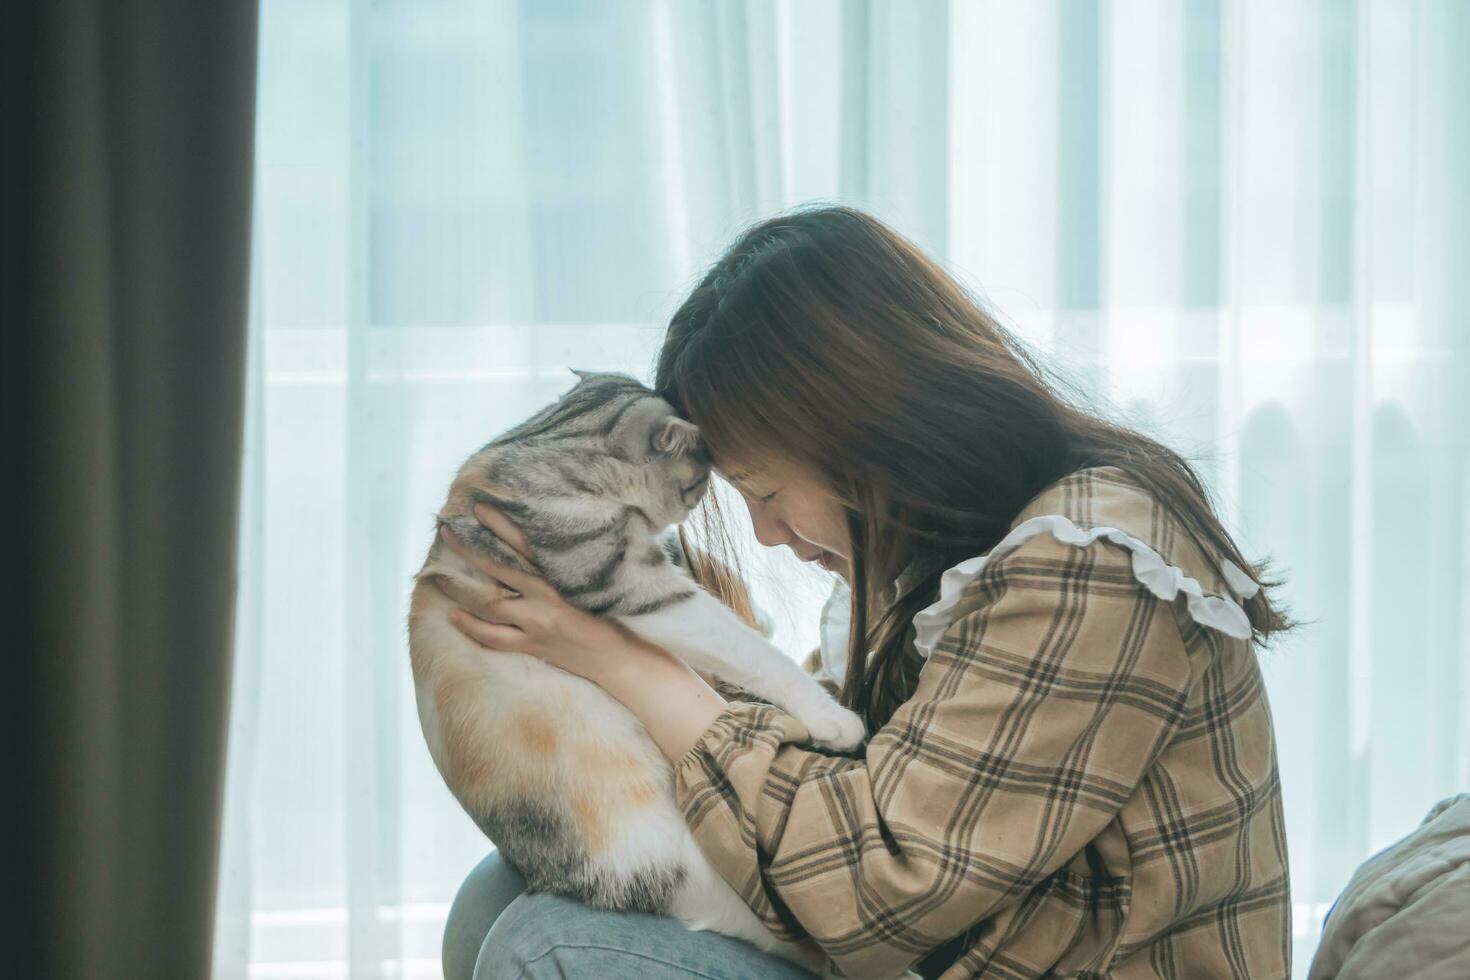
440 205 1292 979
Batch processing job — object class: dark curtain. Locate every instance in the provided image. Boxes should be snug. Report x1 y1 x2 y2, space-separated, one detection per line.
2 1 259 977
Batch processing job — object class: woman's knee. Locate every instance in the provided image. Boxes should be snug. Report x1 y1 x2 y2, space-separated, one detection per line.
443 852 527 980
476 891 666 980
473 891 817 980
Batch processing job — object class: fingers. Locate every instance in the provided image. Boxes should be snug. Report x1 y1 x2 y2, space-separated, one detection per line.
430 575 531 649
432 574 518 624
448 607 527 652
472 501 536 566
438 524 553 598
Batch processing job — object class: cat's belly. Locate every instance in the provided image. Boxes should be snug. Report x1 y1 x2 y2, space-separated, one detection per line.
411 596 695 909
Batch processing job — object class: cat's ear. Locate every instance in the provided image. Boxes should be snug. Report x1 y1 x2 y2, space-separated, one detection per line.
652 416 701 456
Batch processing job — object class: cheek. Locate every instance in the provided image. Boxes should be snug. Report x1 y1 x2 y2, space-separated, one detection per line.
793 503 849 551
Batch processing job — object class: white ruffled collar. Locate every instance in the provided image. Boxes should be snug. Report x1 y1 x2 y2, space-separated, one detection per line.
816 513 1258 686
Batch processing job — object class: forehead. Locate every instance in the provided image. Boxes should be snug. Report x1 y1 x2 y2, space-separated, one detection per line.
711 450 763 482
714 457 799 489
715 464 756 487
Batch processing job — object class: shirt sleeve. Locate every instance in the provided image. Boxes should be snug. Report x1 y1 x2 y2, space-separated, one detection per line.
673 532 1196 979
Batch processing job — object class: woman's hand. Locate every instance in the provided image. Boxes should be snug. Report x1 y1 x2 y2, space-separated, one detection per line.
435 500 729 761
434 502 623 682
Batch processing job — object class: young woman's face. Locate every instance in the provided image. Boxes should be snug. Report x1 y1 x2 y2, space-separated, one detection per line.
715 455 851 580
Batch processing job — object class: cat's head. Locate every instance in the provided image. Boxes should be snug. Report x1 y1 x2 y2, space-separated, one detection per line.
553 369 711 527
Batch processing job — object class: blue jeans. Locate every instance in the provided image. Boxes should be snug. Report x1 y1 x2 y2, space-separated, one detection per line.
443 852 822 980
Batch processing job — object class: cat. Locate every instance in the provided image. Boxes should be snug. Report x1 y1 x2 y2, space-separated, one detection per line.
407 369 866 969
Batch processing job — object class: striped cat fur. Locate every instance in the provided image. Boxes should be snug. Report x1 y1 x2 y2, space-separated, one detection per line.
408 370 865 969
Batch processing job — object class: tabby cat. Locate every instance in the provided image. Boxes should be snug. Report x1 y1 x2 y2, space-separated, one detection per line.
408 370 865 967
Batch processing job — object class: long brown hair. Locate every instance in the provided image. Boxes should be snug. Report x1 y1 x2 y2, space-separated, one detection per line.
654 204 1292 733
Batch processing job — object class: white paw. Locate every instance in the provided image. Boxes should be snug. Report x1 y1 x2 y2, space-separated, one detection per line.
795 699 867 752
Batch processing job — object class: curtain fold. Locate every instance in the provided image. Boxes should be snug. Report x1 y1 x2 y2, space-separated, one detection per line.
221 2 1468 977
4 0 260 977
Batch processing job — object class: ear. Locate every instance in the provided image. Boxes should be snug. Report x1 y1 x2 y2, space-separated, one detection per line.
651 416 701 456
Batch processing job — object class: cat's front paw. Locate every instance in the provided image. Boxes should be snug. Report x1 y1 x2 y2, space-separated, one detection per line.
795 699 866 752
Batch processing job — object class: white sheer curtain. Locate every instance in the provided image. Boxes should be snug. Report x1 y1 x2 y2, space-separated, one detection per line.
216 2 1470 977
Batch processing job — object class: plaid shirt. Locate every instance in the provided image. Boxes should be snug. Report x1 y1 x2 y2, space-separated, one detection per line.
675 467 1290 979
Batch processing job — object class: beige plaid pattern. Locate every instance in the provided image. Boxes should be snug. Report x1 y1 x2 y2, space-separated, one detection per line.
675 468 1290 979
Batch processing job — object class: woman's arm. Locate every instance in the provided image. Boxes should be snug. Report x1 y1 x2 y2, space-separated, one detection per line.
671 531 1204 979
596 626 731 761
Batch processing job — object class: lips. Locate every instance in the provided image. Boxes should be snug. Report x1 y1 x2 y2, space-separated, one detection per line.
799 548 839 570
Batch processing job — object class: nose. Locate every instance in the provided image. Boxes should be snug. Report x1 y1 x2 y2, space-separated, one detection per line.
746 501 793 549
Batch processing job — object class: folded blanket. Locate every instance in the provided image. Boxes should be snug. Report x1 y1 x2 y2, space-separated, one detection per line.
1309 793 1470 979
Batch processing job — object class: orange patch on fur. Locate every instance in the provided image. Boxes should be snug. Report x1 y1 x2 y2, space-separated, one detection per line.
515 713 559 757
569 743 662 811
570 791 610 854
625 780 659 808
572 743 642 778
